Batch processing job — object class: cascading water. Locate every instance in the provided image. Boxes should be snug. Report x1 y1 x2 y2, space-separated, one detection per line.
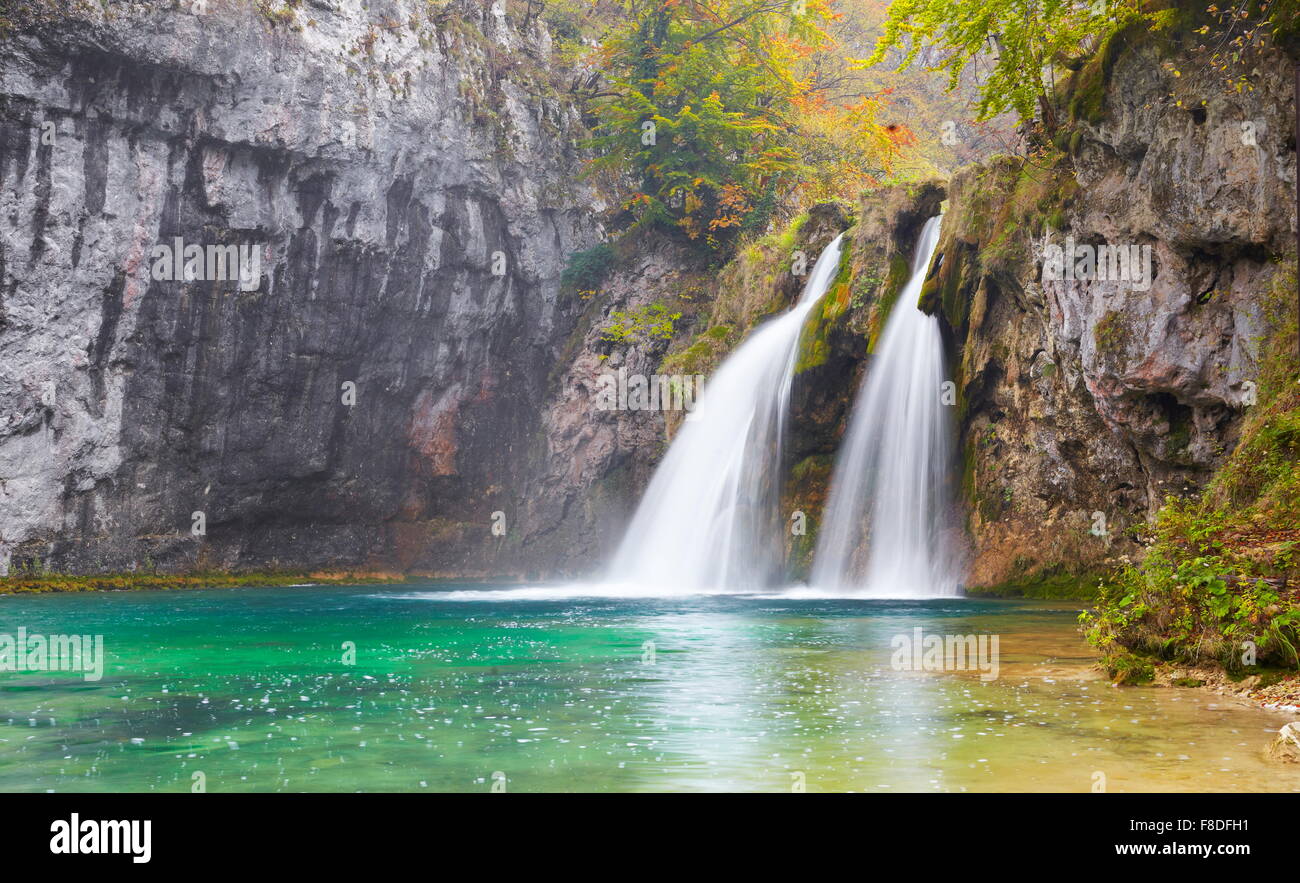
810 217 959 597
608 234 846 590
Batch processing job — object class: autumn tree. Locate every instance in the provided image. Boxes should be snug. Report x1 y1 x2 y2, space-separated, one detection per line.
590 0 908 247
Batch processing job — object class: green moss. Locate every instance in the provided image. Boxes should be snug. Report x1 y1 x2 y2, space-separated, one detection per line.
785 454 835 578
1094 309 1129 355
918 240 974 338
794 296 833 373
866 252 912 353
966 571 1104 600
1066 25 1131 124
1104 650 1156 685
660 335 725 376
1231 667 1290 689
790 453 833 484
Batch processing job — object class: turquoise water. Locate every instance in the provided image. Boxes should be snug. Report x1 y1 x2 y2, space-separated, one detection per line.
0 582 1296 792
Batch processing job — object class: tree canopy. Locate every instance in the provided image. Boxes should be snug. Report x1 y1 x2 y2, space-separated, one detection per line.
588 0 912 247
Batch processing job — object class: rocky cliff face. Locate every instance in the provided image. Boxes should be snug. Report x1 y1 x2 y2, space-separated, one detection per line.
0 0 601 576
721 27 1296 592
915 29 1296 589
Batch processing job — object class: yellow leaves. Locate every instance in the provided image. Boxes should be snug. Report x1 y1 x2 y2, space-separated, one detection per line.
706 182 749 231
707 215 743 231
594 0 911 247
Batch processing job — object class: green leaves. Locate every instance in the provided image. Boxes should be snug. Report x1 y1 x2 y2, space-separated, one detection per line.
588 0 890 248
601 303 683 344
865 0 1148 128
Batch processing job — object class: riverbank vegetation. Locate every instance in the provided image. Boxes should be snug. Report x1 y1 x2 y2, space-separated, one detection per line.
1081 266 1300 683
0 569 407 595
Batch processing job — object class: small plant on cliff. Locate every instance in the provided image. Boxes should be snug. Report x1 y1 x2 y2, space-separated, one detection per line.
1093 309 1129 356
561 243 617 295
256 0 303 27
601 302 682 344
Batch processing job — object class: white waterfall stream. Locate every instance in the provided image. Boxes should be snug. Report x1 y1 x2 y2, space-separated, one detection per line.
607 234 846 590
810 216 959 597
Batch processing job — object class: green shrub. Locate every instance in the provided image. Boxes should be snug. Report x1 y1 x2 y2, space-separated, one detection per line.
561 243 617 294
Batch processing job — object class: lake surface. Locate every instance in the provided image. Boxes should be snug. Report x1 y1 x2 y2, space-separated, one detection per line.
1 582 1296 792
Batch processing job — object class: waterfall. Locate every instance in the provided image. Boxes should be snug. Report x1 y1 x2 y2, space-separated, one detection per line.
608 234 846 590
810 217 959 597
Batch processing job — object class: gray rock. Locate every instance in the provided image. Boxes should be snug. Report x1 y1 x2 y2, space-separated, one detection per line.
0 0 602 576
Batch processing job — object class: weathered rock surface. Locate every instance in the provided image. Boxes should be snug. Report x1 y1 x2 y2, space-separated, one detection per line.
1267 721 1300 763
919 35 1296 588
0 0 602 575
510 234 703 577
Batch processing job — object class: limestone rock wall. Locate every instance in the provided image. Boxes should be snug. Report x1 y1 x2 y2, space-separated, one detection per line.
0 0 602 575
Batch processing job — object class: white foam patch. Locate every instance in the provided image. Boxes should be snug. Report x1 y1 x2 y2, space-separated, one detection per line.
372 582 969 602
374 582 744 602
758 586 967 601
